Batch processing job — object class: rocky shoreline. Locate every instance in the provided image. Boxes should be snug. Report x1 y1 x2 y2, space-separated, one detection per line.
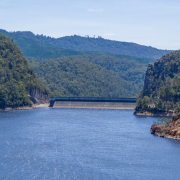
134 111 175 117
151 119 180 140
134 110 180 140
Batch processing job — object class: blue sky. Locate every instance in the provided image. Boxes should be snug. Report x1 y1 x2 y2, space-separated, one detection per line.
0 0 180 50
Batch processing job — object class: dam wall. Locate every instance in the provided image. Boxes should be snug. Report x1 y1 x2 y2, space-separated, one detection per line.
50 97 136 109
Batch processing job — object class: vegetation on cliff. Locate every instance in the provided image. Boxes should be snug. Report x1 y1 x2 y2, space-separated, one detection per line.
134 50 180 139
136 50 180 113
135 96 174 113
0 33 48 108
143 51 180 101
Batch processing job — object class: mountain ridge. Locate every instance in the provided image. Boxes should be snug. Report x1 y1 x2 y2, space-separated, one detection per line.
0 29 173 59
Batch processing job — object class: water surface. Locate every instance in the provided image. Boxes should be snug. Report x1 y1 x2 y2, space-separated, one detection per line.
0 108 180 180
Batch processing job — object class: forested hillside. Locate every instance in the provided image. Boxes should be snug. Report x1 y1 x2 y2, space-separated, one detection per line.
136 50 180 140
0 29 83 60
87 52 155 64
0 29 172 59
143 50 180 101
29 55 146 98
0 33 48 108
1 29 169 99
57 55 146 87
135 50 180 113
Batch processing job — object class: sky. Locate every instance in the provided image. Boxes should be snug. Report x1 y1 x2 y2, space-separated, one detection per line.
0 0 180 50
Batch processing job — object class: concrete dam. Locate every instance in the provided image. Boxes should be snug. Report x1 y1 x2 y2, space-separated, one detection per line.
50 97 137 109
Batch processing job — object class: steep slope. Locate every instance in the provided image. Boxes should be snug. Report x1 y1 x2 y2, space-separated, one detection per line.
134 50 180 140
143 50 180 102
29 57 140 98
1 29 172 59
135 50 180 115
0 33 48 108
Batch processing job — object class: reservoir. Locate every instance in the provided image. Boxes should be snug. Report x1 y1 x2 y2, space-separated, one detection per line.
0 108 180 180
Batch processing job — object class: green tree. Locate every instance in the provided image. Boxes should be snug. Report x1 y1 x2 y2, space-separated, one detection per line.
169 101 174 110
157 99 163 110
162 101 167 112
142 96 150 110
135 98 143 111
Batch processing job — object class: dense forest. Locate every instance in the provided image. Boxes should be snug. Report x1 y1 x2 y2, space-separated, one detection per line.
136 50 180 112
57 55 147 87
0 33 48 108
143 50 180 100
91 53 155 64
1 30 173 101
29 56 145 98
0 29 172 59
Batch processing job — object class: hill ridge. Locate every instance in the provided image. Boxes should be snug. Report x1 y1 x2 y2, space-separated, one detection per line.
0 29 173 59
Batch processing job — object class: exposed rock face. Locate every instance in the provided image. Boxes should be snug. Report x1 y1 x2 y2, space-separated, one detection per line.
27 87 49 104
143 64 154 96
151 119 180 140
143 50 180 101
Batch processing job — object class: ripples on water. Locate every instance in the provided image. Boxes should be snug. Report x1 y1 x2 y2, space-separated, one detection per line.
0 108 180 180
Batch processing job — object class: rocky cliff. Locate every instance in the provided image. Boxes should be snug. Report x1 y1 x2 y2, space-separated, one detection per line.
151 118 180 140
27 87 49 104
143 50 180 102
137 50 180 139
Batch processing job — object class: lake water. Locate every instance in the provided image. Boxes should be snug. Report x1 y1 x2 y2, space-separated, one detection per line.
0 108 180 180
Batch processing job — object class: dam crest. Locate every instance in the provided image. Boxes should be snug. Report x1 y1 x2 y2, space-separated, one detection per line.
50 97 136 109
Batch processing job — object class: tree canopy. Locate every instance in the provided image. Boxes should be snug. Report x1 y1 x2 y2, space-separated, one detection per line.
0 33 48 108
29 55 145 98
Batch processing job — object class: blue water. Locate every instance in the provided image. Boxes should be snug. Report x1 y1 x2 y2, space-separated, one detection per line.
0 108 180 180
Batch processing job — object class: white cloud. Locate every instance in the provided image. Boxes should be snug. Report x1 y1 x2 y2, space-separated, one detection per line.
88 8 104 13
104 33 115 36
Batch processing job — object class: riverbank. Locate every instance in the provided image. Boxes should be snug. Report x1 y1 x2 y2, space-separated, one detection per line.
0 106 34 111
0 103 50 111
134 111 175 117
151 119 180 140
34 103 50 108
